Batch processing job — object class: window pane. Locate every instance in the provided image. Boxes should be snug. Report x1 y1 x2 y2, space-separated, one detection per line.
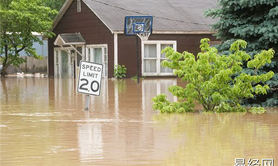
55 51 59 64
161 44 173 58
94 48 102 64
144 59 156 73
160 60 173 73
88 48 91 61
144 44 157 58
77 54 82 67
77 47 82 67
61 50 69 77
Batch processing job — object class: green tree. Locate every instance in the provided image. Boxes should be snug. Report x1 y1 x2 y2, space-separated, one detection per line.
0 0 57 76
152 39 274 113
206 0 278 106
40 0 66 18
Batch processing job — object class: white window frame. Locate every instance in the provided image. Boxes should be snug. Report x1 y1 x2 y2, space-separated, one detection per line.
141 40 177 76
86 44 108 77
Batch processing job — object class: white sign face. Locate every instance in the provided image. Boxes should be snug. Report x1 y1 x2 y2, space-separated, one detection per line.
78 61 103 96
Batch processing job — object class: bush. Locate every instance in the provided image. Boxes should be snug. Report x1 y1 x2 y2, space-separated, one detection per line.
114 65 127 79
153 38 274 113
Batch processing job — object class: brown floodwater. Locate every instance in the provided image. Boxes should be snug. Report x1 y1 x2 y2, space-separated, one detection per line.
0 78 277 166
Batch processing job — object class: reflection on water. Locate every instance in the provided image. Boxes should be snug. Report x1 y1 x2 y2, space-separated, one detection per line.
154 113 278 165
0 78 277 166
78 122 103 161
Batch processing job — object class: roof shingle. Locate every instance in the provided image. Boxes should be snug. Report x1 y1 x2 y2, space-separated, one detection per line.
82 0 217 33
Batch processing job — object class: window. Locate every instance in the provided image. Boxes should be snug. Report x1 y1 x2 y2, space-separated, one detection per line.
86 45 108 77
143 44 157 73
142 41 176 76
54 48 73 78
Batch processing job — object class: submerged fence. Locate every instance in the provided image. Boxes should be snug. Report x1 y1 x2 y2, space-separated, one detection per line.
0 34 48 74
4 56 48 74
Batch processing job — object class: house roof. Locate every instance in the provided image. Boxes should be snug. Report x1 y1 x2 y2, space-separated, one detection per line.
53 0 218 34
54 33 85 46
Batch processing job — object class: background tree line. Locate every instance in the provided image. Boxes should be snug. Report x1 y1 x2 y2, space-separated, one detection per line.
206 0 278 106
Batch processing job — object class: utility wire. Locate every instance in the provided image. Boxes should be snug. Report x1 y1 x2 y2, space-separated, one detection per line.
90 0 211 26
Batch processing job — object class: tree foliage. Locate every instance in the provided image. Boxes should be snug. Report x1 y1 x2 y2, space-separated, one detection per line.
0 0 57 76
206 0 278 106
153 39 274 113
40 0 66 19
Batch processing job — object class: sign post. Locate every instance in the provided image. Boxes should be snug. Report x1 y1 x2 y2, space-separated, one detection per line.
77 61 103 110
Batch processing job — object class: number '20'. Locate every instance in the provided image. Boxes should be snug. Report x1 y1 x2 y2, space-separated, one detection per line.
79 78 99 92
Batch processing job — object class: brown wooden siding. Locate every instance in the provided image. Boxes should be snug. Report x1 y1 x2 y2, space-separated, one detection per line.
118 34 216 78
150 34 216 55
48 0 114 77
118 35 140 78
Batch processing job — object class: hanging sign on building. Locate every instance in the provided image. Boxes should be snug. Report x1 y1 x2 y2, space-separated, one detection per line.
77 61 103 96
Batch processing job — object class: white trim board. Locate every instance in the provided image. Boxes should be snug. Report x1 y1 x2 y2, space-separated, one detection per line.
52 0 74 31
113 30 215 35
114 33 118 67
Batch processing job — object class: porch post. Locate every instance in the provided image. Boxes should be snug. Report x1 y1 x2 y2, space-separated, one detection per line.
114 33 118 72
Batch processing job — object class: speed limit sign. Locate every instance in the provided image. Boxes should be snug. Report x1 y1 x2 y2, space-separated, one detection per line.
78 61 103 96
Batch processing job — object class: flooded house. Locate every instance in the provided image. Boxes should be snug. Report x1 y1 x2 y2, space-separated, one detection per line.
48 0 217 78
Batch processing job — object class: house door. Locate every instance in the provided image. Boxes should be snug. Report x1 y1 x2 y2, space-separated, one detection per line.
54 48 74 78
86 45 108 77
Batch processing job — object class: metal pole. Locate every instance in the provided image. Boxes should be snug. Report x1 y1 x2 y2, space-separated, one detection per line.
136 36 140 84
83 46 90 111
85 95 90 110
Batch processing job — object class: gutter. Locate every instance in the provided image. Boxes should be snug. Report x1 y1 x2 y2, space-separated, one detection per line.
112 30 216 35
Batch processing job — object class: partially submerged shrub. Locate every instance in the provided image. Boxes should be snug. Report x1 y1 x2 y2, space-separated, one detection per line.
153 38 274 113
114 65 127 79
